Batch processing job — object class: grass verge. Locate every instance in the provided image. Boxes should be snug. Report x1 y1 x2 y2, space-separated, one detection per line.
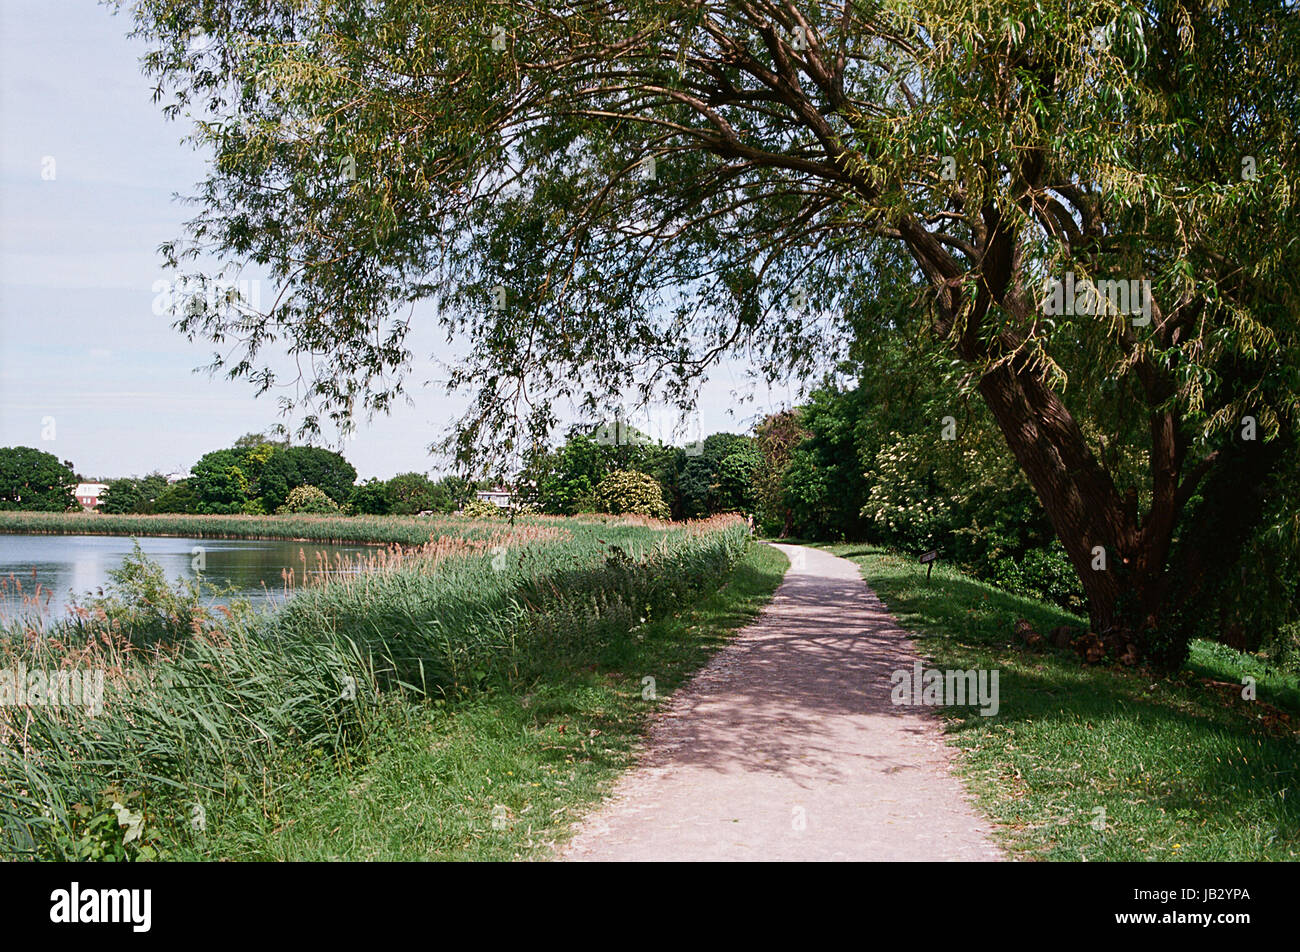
822 543 1300 861
174 541 788 860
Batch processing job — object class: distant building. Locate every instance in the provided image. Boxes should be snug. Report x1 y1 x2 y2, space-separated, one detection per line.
165 471 190 484
74 482 109 511
474 487 513 508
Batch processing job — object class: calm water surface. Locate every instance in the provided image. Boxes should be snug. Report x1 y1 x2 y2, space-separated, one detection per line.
0 534 380 620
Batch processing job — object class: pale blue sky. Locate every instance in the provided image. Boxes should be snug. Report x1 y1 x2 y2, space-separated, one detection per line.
0 1 794 480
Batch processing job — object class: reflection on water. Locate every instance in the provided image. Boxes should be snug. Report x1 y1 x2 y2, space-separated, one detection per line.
0 534 380 620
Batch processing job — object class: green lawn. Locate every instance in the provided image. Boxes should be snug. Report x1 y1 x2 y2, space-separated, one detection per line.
821 543 1300 861
180 542 789 860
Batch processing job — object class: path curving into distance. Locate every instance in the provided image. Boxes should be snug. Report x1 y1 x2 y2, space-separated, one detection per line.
561 543 1003 862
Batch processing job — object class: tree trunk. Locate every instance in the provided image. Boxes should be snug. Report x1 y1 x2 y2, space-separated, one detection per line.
975 358 1188 670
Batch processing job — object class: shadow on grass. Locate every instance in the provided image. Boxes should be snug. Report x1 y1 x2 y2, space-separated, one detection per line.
840 547 1300 858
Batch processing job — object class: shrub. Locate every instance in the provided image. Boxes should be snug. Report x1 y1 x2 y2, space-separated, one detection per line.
82 540 220 646
276 485 339 514
591 470 671 520
988 542 1085 613
461 498 505 518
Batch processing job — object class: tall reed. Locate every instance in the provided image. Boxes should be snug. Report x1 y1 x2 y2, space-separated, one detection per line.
0 514 749 859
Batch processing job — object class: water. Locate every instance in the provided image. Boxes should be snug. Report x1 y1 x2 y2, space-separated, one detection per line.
0 534 381 621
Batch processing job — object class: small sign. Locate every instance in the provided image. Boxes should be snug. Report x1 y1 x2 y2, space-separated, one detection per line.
919 550 938 564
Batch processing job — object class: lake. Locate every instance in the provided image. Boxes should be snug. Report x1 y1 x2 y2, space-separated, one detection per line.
0 534 381 621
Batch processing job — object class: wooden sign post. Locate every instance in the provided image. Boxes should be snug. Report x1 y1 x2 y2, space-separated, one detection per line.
919 549 938 581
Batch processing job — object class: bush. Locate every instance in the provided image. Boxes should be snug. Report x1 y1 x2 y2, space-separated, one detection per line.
860 431 957 551
591 470 671 520
276 485 339 514
82 540 224 647
988 542 1085 613
461 498 505 518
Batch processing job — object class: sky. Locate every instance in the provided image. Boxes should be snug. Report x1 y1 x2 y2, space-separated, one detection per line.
0 1 799 481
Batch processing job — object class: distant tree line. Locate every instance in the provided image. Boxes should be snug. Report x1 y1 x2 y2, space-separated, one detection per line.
518 426 760 522
139 435 486 516
0 434 484 518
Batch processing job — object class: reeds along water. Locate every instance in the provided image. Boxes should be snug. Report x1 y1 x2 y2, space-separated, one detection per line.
275 523 571 593
0 515 750 859
0 569 54 620
0 510 523 546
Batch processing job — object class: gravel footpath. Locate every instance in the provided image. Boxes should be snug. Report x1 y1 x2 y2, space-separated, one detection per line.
560 543 1003 861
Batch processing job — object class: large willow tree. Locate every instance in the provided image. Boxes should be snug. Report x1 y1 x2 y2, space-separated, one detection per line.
127 0 1300 668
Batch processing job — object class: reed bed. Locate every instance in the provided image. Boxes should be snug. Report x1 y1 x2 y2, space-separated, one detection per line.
0 511 518 547
0 514 749 860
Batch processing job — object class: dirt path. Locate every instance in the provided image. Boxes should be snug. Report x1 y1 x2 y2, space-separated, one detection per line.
560 543 1003 861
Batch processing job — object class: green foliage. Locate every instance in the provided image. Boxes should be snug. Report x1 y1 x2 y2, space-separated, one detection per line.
125 0 1300 667
190 449 251 514
385 472 450 515
526 429 675 516
54 787 162 862
776 346 1079 609
461 498 504 518
89 539 219 646
177 441 359 515
349 477 394 515
753 410 806 535
591 470 671 520
987 542 1086 615
98 473 169 514
151 480 197 513
859 432 958 550
276 484 339 514
780 385 873 540
529 434 611 516
433 475 475 511
524 427 764 521
1170 453 1300 659
256 446 357 511
0 446 77 512
674 455 714 520
713 448 760 513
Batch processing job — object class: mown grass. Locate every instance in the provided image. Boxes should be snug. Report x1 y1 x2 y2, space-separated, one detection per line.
178 542 789 860
821 543 1300 861
0 515 767 860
